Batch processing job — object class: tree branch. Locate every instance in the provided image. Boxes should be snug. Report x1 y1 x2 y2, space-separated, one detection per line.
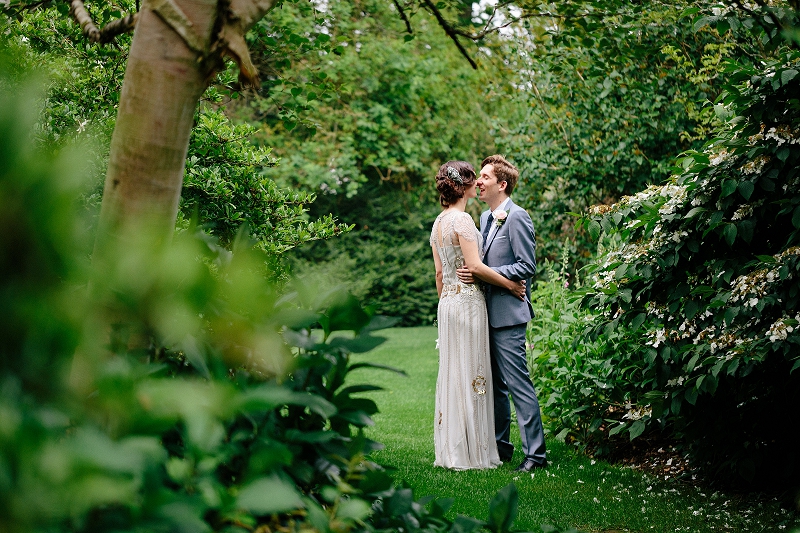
452 9 612 41
68 1 137 44
392 0 413 34
420 0 477 69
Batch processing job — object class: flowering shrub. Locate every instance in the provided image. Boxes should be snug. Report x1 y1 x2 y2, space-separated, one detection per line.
577 40 800 486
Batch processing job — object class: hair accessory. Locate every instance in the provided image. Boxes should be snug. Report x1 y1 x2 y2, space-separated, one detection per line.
446 166 463 184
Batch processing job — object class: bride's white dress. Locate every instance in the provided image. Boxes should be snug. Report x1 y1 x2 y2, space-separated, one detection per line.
430 210 501 470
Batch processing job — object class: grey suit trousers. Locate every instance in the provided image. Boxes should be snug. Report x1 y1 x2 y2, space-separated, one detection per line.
489 323 547 464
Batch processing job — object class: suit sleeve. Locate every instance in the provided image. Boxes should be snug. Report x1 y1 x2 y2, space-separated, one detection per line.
491 209 537 281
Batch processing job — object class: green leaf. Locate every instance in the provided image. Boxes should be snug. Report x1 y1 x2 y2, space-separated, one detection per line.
329 334 387 353
337 498 371 521
337 384 384 395
588 219 602 240
237 476 304 515
684 299 699 320
403 34 415 42
608 422 628 436
781 69 798 86
487 483 518 533
684 387 699 405
452 515 485 533
336 410 374 426
348 361 407 376
692 16 712 32
325 292 372 333
431 497 455 518
685 206 706 219
284 430 339 443
386 488 414 516
629 312 646 330
629 420 646 440
792 206 800 229
738 181 754 200
721 179 737 197
723 224 737 246
237 386 336 418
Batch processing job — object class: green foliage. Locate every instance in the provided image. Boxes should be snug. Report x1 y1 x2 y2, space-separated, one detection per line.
2 3 348 279
0 62 555 533
251 0 513 195
525 254 641 451
181 106 352 281
239 0 517 322
576 6 800 486
290 185 443 327
499 1 744 266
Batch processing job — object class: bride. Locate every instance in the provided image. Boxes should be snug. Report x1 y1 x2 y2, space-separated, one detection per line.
429 161 526 470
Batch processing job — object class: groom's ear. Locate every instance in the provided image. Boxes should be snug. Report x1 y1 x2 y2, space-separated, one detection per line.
498 180 508 193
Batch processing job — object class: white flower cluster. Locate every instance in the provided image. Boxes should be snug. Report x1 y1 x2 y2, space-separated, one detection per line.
588 203 613 216
766 314 800 342
618 183 685 212
739 154 770 175
691 193 710 206
647 328 667 348
591 268 617 290
709 148 734 167
731 201 759 221
764 125 800 146
666 375 687 387
657 185 689 216
729 247 800 306
622 404 652 421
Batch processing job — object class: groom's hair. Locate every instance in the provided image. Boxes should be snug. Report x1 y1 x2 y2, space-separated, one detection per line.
481 155 519 195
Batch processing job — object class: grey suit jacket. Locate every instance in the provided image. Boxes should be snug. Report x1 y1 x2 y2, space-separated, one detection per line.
481 199 537 328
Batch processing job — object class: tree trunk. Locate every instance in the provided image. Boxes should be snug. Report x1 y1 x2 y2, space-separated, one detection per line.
95 0 219 249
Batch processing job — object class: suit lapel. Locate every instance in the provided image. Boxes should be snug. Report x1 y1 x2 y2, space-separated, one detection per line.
483 199 515 255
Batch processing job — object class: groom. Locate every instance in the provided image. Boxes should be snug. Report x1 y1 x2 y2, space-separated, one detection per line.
457 155 547 472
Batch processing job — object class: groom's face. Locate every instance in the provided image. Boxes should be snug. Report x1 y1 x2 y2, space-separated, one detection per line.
477 164 506 204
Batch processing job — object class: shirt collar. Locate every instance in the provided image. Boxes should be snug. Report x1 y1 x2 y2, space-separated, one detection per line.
493 197 511 216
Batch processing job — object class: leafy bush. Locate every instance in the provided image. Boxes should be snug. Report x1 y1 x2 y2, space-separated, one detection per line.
527 253 645 453
181 106 351 282
575 9 800 487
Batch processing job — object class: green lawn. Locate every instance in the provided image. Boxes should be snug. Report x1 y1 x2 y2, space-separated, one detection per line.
351 326 799 533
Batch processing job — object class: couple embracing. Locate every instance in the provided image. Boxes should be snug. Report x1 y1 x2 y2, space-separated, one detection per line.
429 155 546 472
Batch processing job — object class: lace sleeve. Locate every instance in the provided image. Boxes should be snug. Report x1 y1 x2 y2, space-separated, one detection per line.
429 218 438 248
453 212 478 242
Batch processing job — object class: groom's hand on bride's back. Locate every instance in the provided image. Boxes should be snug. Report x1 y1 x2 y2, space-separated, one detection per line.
456 266 475 284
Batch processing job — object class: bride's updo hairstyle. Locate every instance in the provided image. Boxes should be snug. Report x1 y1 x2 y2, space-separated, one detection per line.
436 161 476 207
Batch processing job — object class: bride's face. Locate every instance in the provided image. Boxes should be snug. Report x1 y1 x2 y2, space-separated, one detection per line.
465 180 478 200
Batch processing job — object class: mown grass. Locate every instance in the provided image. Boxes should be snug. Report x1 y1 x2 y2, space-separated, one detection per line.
351 326 799 533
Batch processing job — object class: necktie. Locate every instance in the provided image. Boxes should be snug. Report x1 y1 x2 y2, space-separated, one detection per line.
482 213 494 245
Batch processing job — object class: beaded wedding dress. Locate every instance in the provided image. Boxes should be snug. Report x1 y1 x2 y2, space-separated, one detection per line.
429 210 501 470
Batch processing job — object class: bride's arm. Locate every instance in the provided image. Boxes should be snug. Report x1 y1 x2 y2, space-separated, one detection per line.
432 245 444 298
460 238 525 300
